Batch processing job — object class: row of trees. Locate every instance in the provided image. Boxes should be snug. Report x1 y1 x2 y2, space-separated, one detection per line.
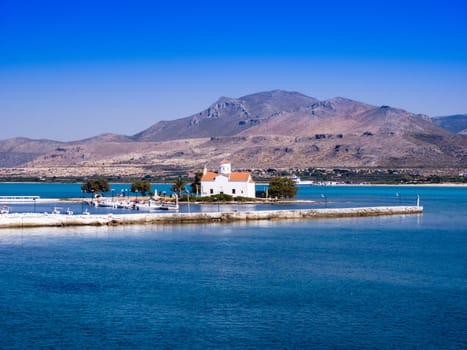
80 174 202 197
81 174 297 199
171 172 203 197
81 179 152 196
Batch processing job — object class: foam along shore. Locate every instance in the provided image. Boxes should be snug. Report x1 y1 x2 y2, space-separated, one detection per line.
0 206 423 229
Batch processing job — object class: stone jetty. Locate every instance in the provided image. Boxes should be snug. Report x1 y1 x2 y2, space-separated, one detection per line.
0 206 423 229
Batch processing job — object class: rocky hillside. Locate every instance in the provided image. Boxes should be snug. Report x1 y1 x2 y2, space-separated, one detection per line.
432 114 467 134
133 90 318 141
1 90 466 177
0 138 65 167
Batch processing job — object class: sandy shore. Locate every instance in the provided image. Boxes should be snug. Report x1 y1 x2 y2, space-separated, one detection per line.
0 206 423 229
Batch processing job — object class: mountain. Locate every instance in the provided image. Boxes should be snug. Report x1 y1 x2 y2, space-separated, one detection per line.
0 90 466 178
133 90 318 141
432 114 467 134
0 138 66 167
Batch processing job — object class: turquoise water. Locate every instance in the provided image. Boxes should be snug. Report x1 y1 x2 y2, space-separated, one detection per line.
0 183 440 214
0 182 172 200
0 185 466 348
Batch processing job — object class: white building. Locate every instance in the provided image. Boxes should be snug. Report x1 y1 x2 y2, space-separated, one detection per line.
200 160 256 198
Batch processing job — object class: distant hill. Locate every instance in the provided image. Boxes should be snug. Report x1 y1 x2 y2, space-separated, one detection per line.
0 138 65 167
0 90 466 177
432 114 467 134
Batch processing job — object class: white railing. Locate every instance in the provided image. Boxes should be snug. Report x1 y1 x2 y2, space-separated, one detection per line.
0 196 41 202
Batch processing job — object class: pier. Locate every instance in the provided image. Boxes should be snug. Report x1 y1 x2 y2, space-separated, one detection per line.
0 195 41 202
0 206 423 229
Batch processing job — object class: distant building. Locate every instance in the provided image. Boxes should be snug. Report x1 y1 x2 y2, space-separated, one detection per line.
200 160 255 198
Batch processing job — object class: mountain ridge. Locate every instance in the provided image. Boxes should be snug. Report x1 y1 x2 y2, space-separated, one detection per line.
133 90 319 141
0 90 466 177
432 114 467 134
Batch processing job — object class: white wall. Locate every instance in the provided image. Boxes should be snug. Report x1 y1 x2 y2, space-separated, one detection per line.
201 174 255 198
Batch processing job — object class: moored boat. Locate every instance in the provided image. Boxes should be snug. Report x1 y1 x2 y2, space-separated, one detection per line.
158 195 179 210
158 203 179 210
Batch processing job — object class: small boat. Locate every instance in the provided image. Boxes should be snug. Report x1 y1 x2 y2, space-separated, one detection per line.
158 195 179 211
1 205 9 214
135 200 163 211
97 199 116 208
158 203 179 210
291 175 301 184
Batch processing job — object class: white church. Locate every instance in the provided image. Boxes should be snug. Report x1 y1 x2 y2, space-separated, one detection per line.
200 160 256 198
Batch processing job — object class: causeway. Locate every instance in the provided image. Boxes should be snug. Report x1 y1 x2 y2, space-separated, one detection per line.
0 206 423 229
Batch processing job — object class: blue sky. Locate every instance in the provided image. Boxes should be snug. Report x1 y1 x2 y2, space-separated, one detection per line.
1 0 466 141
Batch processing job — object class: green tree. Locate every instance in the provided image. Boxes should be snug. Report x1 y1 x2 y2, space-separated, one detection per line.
81 179 110 194
267 176 298 199
131 180 152 196
171 176 187 197
190 171 203 195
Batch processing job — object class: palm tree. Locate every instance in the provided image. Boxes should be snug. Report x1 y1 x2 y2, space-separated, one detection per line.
171 176 186 197
190 171 203 196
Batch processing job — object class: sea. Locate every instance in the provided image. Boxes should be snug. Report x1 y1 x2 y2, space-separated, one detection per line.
0 183 466 349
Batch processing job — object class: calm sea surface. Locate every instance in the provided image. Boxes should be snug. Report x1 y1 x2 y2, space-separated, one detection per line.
0 184 466 349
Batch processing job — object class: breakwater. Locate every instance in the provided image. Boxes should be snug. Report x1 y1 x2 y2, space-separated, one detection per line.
0 206 423 229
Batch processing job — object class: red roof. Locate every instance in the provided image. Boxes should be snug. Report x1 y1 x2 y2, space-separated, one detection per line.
201 171 252 183
201 172 217 181
229 172 251 182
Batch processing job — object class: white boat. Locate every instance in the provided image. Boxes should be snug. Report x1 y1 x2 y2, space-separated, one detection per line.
1 205 9 214
291 175 301 184
97 199 117 208
158 195 179 210
112 201 130 209
135 201 162 211
159 203 179 210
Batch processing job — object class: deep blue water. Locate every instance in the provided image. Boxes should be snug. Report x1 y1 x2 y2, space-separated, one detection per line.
0 185 466 349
